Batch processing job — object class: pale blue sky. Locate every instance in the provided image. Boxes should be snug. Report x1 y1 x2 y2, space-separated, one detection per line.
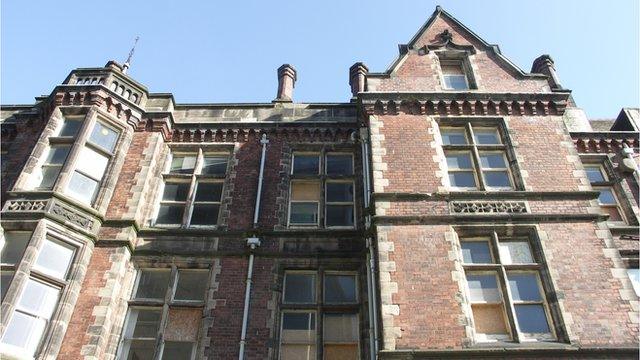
2 0 639 118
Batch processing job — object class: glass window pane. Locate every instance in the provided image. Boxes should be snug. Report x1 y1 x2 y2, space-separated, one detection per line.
194 183 223 202
1 271 13 299
1 311 46 357
281 344 316 360
39 166 62 189
460 241 492 264
190 204 220 226
58 118 83 137
33 239 75 280
326 205 354 227
467 274 501 302
282 312 315 340
46 146 71 165
514 304 550 333
483 171 511 188
156 205 184 225
326 155 353 175
67 171 99 204
323 314 358 343
441 63 464 75
17 279 60 318
89 122 119 152
284 273 315 303
474 129 501 144
326 183 354 202
1 232 31 265
597 189 617 205
291 182 320 201
508 273 542 302
174 270 208 301
444 75 468 90
128 309 162 338
126 340 156 360
449 172 477 188
602 206 623 222
479 153 507 168
161 341 194 360
76 147 109 180
446 153 473 169
134 270 171 299
162 183 190 202
627 269 640 296
585 166 605 182
290 203 318 225
202 156 228 175
293 155 319 175
441 129 467 145
325 275 357 303
471 303 508 335
170 155 197 174
498 241 533 264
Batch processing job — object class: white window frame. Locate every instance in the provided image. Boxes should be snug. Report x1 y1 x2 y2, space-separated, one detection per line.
440 59 470 91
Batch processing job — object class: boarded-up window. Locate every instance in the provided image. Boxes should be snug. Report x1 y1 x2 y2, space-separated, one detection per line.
323 314 358 360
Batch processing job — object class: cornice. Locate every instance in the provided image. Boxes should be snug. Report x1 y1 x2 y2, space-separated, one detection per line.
571 131 639 153
373 191 600 201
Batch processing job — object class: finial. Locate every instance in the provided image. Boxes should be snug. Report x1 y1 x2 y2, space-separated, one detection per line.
122 36 139 74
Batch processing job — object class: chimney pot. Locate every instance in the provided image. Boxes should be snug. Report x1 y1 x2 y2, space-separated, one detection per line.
274 64 297 102
349 62 369 98
532 55 562 90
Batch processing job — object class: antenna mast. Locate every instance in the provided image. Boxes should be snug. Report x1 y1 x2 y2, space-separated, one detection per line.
122 36 139 74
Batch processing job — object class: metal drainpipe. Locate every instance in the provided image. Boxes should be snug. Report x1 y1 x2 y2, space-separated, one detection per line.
239 134 268 359
367 238 380 356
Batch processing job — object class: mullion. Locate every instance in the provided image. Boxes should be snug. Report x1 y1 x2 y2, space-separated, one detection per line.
466 123 486 190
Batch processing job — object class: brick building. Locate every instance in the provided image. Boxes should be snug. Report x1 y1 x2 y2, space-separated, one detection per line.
0 6 638 360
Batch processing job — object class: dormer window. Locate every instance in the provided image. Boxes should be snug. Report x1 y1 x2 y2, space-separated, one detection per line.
441 60 469 90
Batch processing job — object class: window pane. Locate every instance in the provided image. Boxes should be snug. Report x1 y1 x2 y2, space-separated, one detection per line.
446 153 473 169
17 279 60 318
326 183 354 202
156 205 184 225
323 314 358 343
174 270 208 301
134 270 171 299
170 155 197 174
474 129 501 144
471 303 508 335
326 205 354 227
508 273 542 302
627 269 640 296
1 271 13 299
46 146 71 165
441 63 464 75
202 156 228 175
498 241 533 264
460 241 492 264
190 204 220 226
33 239 75 280
585 166 605 183
514 304 550 333
39 166 62 189
449 172 476 188
1 232 31 265
128 309 162 338
282 312 316 340
291 182 320 201
58 118 83 137
326 155 353 175
467 274 501 302
67 171 99 204
443 75 468 90
479 153 507 168
162 183 190 202
602 206 623 222
441 129 467 145
483 171 511 188
76 147 109 180
284 273 315 303
290 203 318 225
1 311 46 357
597 189 617 205
126 340 156 360
161 341 194 360
281 344 316 360
194 183 223 202
293 155 319 175
325 275 357 303
89 122 119 152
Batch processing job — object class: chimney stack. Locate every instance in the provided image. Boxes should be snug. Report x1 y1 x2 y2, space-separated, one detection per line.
349 62 368 98
274 64 297 102
531 55 563 90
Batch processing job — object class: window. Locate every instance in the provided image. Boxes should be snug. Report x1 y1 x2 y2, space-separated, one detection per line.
1 236 76 359
289 153 355 228
460 233 555 342
583 163 625 223
440 60 470 90
627 269 640 296
0 232 32 299
280 271 359 360
66 120 120 204
155 150 229 227
441 123 514 190
118 268 209 360
33 115 83 189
